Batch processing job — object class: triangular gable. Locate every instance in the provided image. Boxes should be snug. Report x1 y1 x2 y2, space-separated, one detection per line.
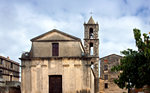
31 29 81 41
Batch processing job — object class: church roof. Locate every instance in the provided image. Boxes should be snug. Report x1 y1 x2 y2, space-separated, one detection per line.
87 16 95 24
31 29 81 42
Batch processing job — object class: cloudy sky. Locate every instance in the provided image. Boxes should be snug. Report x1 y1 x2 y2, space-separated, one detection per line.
0 0 150 63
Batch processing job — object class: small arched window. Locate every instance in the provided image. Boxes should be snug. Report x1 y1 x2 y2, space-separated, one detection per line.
89 28 94 39
91 62 94 68
89 43 94 55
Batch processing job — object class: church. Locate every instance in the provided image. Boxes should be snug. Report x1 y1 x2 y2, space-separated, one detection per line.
20 16 100 93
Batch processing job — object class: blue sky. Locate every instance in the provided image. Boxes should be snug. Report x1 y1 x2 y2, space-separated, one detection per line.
0 0 150 63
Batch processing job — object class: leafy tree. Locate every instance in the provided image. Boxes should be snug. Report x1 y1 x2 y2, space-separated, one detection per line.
111 29 150 90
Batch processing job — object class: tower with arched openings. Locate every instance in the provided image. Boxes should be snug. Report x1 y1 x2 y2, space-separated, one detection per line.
84 16 99 93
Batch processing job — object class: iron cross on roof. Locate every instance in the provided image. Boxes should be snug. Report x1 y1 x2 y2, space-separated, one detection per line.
90 11 93 15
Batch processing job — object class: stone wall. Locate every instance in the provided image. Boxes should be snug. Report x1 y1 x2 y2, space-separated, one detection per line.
84 24 99 39
99 78 104 93
100 54 127 93
0 56 20 82
84 18 99 93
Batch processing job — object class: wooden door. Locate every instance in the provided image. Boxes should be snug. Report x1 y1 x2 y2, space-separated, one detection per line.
49 75 62 93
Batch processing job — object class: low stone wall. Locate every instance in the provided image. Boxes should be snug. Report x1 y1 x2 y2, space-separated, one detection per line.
0 87 21 93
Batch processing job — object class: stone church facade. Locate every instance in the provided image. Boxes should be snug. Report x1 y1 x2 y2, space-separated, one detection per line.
20 17 99 93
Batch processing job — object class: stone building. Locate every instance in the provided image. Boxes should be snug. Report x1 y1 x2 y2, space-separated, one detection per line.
0 55 21 93
100 54 127 93
0 56 20 84
84 16 99 93
20 17 99 93
99 78 104 93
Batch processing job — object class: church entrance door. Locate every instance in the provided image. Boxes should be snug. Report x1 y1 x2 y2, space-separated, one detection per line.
49 75 62 93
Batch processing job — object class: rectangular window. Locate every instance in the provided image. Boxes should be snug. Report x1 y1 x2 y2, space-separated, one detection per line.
11 63 13 68
0 70 2 78
104 65 108 71
104 75 108 80
52 43 59 56
0 59 3 65
104 83 108 89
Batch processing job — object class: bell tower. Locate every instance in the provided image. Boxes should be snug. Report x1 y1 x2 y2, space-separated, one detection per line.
84 16 99 93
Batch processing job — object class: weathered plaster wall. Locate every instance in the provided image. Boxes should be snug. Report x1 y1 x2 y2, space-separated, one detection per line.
21 29 96 93
36 31 75 41
21 58 92 93
90 70 95 93
31 41 83 57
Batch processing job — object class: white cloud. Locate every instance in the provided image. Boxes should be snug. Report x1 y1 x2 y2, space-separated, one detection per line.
0 0 150 62
99 15 149 57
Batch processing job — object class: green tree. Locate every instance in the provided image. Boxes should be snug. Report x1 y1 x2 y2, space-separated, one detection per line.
112 29 150 91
